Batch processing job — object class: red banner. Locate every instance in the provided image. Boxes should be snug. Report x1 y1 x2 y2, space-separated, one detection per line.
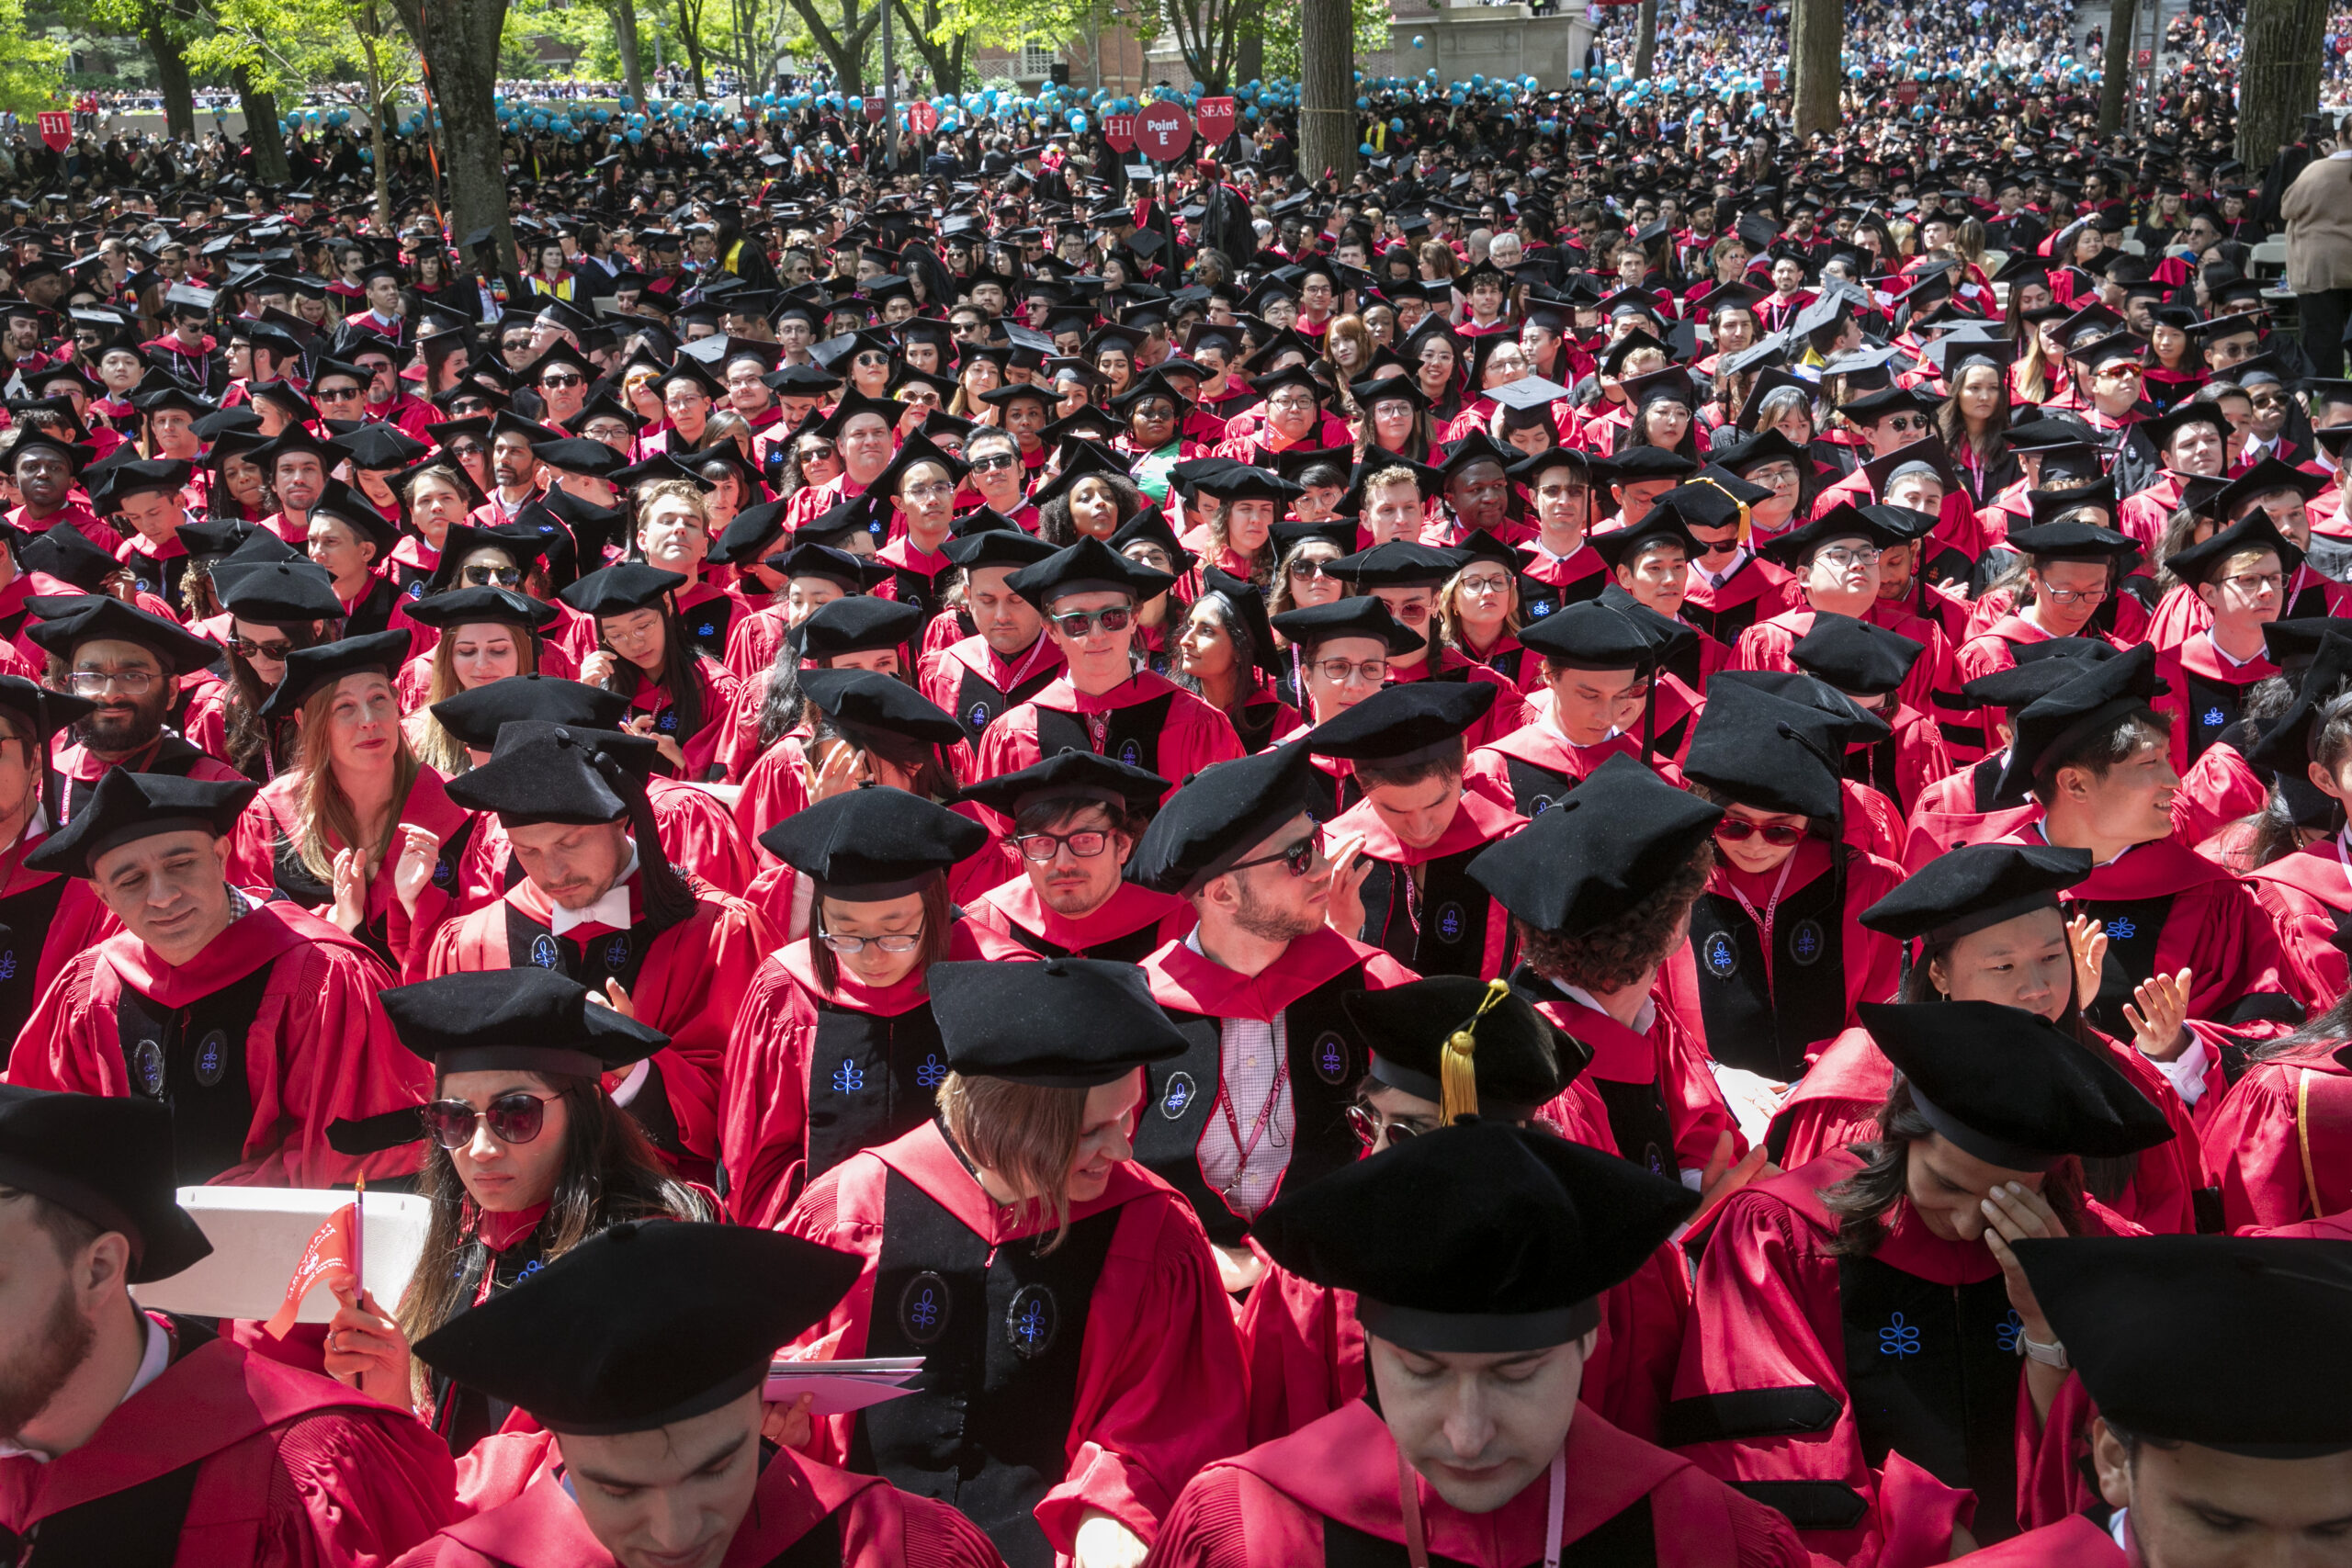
908 101 938 134
1762 69 1781 93
864 97 887 122
1894 81 1920 104
37 112 71 152
1196 96 1237 143
1102 114 1137 152
1136 104 1194 162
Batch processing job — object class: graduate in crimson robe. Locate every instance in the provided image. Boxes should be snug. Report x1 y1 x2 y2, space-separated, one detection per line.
1659 681 1906 1090
1462 598 1690 815
399 1220 1004 1568
10 769 431 1189
1944 1235 2352 1567
1788 612 1953 818
429 722 778 1183
1672 1001 2176 1564
1154 1119 1816 1568
2149 512 2299 773
1770 843 2205 1237
1467 753 1746 1180
956 750 1196 962
1236 976 1691 1450
779 958 1248 1568
1311 682 1526 980
1903 646 2119 872
1992 645 2301 1046
0 1088 457 1566
972 536 1245 798
0 675 115 1044
2196 1010 2352 1231
915 524 1064 781
2222 628 2352 1010
721 784 1039 1229
1123 742 1419 1289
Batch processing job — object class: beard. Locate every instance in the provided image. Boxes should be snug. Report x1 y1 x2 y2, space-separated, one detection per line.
1231 879 1324 945
75 699 166 759
0 1280 97 1442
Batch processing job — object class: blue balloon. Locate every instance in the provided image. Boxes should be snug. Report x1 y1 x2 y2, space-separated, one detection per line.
1245 105 1259 119
734 118 748 132
1360 141 1375 153
627 128 643 142
1070 110 1088 130
1355 96 1369 109
1412 33 1425 45
1389 116 1403 130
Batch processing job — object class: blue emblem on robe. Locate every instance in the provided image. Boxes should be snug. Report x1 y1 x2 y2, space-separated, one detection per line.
916 1053 947 1089
1434 901 1465 943
831 1058 866 1092
1880 1314 1921 1357
1789 919 1826 966
1006 1284 1057 1359
1160 1070 1195 1119
900 1271 950 1344
1703 931 1738 977
1315 1032 1348 1084
529 934 561 969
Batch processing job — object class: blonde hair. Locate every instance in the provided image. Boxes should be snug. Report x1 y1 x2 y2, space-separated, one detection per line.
413 626 541 774
294 674 421 885
632 477 709 535
1437 559 1524 649
936 1071 1087 1253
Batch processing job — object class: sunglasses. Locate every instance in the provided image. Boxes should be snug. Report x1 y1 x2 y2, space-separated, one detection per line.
799 443 838 462
969 452 1018 471
423 1091 558 1149
314 386 363 402
1346 1104 1426 1149
539 372 586 389
231 635 296 660
1715 818 1806 846
1227 826 1324 877
1049 606 1133 637
462 565 524 588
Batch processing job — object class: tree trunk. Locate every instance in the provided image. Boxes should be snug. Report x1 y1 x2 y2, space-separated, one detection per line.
676 0 708 96
143 18 194 139
614 0 648 105
1235 23 1264 86
2236 0 2328 172
2098 0 2136 134
1297 0 1355 186
785 0 874 92
1789 0 1840 139
386 0 513 288
234 67 290 184
1634 0 1657 76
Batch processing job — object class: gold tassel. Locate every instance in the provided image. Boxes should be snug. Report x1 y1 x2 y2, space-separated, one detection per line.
1439 980 1515 1127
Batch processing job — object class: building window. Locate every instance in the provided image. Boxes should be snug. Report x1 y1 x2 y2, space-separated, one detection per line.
1016 40 1057 77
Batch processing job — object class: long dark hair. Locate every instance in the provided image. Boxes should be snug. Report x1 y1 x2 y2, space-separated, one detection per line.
596 601 704 748
808 874 956 993
1822 1077 2088 1258
224 617 339 780
394 1072 713 1405
1173 589 1261 713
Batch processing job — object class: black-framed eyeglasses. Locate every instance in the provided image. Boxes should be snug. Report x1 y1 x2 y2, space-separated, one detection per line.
1013 829 1113 862
1227 826 1324 877
424 1091 559 1149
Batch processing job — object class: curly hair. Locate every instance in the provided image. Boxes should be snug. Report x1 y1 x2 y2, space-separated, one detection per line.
1514 836 1714 992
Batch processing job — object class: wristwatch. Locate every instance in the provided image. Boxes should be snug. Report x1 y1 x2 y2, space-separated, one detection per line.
2016 1329 2070 1369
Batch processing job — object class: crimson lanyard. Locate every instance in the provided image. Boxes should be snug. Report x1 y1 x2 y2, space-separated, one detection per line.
1725 853 1798 994
1212 1048 1288 1201
1398 858 1423 942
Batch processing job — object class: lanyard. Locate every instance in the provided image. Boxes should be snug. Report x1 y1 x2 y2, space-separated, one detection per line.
1212 1043 1288 1200
2334 826 2352 893
1396 1442 1566 1568
1725 853 1798 993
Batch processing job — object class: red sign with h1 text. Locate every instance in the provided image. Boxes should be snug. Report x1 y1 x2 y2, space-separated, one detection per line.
38 112 71 152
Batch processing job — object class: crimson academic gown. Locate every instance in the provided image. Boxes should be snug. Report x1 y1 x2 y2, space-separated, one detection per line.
2199 1036 2352 1230
1515 537 1610 620
1671 1153 2135 1564
0 1314 456 1568
965 874 1195 963
1324 788 1524 979
1464 719 1690 818
1679 552 1799 648
973 671 1245 805
391 1441 1005 1567
618 656 741 781
1997 827 2299 1038
422 868 778 1178
1657 837 1906 1086
2153 634 2277 773
780 1119 1248 1568
1732 604 1956 743
1381 653 1530 750
918 633 1066 784
1901 754 2042 874
2245 839 2352 1013
1767 1025 2205 1236
1524 977 1740 1179
8 899 429 1187
1136 929 1419 1247
718 921 1037 1229
1948 1516 2128 1565
51 734 249 824
0 833 114 1047
1148 1398 1819 1567
227 766 478 973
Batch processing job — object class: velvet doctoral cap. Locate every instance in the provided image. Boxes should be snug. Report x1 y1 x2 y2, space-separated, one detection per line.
929 957 1189 1088
1125 741 1320 897
0 1086 213 1281
1467 753 1721 933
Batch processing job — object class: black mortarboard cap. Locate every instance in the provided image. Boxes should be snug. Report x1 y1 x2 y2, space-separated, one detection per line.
24 593 220 673
558 562 688 619
0 1086 213 1281
1790 613 1924 697
379 969 669 1077
1467 753 1720 933
1300 681 1496 765
27 770 259 879
399 586 558 635
1349 976 1577 1122
1005 535 1173 611
928 958 1189 1089
1862 999 2173 1169
1251 1121 1695 1353
1269 595 1423 658
1997 642 2165 802
1125 742 1319 897
256 629 412 719
756 785 987 897
412 1222 863 1435
2164 510 2304 586
428 676 630 751
1859 841 2092 942
1681 682 1847 818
